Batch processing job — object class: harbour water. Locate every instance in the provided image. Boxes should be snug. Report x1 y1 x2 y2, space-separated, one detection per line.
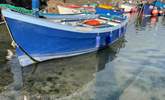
0 14 165 100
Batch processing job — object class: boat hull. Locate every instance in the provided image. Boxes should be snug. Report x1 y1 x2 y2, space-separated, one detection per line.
2 9 128 66
143 1 165 16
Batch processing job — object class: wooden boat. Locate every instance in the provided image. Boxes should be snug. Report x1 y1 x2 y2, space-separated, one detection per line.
1 0 128 67
57 5 95 14
57 5 81 14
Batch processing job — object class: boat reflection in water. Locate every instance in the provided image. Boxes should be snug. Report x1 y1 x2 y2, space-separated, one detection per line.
150 16 158 26
18 38 125 100
135 15 159 31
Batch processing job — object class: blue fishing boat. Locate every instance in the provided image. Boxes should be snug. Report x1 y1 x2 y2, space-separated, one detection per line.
1 0 128 66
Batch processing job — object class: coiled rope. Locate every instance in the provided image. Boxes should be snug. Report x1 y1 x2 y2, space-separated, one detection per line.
0 4 33 15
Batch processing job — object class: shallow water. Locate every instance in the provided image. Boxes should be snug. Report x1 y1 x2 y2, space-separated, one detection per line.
0 15 165 100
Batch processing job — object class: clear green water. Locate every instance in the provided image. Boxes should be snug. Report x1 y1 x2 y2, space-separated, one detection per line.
0 15 165 100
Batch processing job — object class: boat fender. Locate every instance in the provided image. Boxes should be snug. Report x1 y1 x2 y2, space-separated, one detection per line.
119 26 121 37
109 31 113 43
96 34 100 48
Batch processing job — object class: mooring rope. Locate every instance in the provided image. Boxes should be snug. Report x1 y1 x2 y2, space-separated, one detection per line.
0 21 5 25
0 4 33 15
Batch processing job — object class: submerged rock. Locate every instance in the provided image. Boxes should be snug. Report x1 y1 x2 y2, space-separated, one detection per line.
0 66 13 93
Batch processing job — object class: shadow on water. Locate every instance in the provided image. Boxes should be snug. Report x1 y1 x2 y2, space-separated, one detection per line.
19 38 126 99
0 24 14 94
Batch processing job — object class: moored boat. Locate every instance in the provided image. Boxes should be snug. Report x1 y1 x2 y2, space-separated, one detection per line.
142 0 165 16
1 0 128 67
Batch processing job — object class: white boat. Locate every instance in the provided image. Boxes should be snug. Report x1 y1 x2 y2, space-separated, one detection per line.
57 5 81 14
120 3 137 13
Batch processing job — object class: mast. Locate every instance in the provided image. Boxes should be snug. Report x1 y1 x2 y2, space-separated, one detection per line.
32 0 40 16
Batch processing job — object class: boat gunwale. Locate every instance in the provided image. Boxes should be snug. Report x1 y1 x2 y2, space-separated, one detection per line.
2 9 128 34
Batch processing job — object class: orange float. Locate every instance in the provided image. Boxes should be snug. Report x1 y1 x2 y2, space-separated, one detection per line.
152 9 159 16
84 20 101 26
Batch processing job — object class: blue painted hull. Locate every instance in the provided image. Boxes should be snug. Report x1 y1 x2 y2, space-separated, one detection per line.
143 5 153 16
2 9 128 66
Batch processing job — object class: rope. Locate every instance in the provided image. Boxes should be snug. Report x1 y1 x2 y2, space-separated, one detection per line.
0 4 33 15
0 21 5 25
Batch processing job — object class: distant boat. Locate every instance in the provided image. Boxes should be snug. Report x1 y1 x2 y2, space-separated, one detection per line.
57 5 81 14
95 3 137 13
57 5 95 14
143 1 165 16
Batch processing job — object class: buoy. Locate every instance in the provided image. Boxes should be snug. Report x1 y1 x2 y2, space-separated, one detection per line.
152 9 159 16
159 10 163 15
